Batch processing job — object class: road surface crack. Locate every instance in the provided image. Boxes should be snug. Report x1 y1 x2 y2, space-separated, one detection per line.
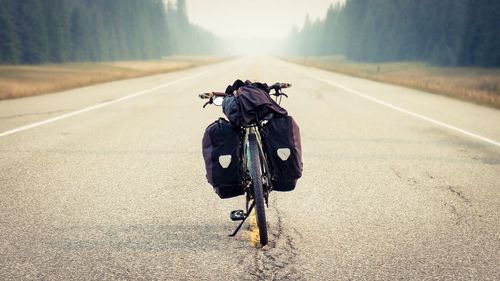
244 197 305 281
441 186 477 226
390 167 402 179
390 167 419 185
443 202 463 225
447 186 471 205
0 109 66 120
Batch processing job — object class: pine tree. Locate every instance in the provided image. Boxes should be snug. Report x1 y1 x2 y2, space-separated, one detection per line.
0 0 218 64
285 0 499 67
15 0 50 63
0 0 20 63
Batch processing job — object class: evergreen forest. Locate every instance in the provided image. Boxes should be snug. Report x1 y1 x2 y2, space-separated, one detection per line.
285 0 500 67
0 0 219 64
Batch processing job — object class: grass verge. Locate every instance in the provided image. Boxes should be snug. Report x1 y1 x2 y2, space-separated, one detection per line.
285 56 500 109
0 56 227 100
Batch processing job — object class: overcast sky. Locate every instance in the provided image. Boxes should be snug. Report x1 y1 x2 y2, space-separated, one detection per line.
184 0 345 40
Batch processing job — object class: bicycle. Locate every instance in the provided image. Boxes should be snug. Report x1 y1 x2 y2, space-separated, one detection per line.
199 82 291 246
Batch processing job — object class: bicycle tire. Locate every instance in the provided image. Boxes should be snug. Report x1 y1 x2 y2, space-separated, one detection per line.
247 133 268 246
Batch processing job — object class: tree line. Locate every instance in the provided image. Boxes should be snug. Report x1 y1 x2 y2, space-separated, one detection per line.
0 0 219 64
284 0 500 67
165 0 219 56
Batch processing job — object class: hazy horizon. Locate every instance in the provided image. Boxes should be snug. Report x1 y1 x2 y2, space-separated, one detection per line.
184 0 345 40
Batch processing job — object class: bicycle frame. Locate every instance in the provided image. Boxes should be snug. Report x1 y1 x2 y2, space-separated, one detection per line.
228 124 272 237
242 125 271 203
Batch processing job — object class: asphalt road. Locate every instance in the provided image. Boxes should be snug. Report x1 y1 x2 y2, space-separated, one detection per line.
0 57 499 280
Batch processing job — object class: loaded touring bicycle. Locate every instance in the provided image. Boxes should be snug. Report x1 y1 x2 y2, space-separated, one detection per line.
199 80 302 246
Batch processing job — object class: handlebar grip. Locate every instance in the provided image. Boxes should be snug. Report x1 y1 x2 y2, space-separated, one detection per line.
271 82 292 89
199 93 210 99
199 92 227 99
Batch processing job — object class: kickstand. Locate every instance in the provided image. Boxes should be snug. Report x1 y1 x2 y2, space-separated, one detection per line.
228 202 255 237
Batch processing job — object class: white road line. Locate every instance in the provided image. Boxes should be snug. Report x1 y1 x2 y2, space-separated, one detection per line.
0 70 209 138
287 64 500 148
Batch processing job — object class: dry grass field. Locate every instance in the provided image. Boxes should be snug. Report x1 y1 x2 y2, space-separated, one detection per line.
0 57 225 100
287 56 500 109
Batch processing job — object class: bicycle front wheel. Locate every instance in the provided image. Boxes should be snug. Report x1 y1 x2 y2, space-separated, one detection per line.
247 133 268 246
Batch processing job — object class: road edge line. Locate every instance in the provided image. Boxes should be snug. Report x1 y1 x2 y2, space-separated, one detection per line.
286 64 500 148
0 70 210 138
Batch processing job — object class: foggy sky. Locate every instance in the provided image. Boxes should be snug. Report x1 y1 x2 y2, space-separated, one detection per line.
184 0 345 40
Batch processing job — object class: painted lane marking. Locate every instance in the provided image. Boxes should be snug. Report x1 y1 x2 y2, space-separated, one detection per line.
0 70 210 138
287 65 500 148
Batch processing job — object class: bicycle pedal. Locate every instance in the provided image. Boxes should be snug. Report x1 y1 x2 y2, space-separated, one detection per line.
230 210 246 221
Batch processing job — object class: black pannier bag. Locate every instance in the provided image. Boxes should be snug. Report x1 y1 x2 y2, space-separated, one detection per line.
261 115 303 192
202 118 244 199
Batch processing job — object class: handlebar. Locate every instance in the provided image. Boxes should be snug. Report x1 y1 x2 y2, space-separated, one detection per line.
199 82 292 100
268 82 291 98
199 92 227 99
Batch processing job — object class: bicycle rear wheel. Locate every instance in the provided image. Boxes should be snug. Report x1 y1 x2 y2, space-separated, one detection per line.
247 134 268 246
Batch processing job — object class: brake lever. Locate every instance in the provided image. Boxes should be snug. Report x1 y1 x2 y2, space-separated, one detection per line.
203 97 213 108
272 88 288 98
272 87 280 96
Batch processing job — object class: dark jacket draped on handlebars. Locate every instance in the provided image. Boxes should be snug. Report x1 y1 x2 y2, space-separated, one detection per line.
222 80 288 127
